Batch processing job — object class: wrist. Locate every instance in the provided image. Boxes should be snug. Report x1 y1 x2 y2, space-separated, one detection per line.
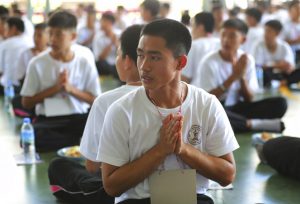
219 83 227 92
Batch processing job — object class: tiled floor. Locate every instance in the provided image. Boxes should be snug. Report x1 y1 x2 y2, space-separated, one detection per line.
1 81 300 204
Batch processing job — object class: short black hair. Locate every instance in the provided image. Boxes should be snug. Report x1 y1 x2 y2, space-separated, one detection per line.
265 20 283 33
212 5 223 13
289 0 300 9
120 24 143 65
0 5 9 17
34 23 47 30
161 2 170 10
7 17 25 33
194 12 214 33
181 10 190 26
141 19 192 57
48 10 77 29
245 8 262 23
101 12 116 24
222 19 248 35
141 0 160 18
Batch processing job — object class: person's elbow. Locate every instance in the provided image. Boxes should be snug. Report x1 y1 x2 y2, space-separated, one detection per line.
21 97 35 109
103 181 123 197
219 166 236 187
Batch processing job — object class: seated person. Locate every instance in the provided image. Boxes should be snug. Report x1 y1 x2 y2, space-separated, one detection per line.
252 20 300 87
196 19 287 133
0 17 32 95
181 12 220 85
253 134 300 181
48 24 143 204
12 23 49 117
98 19 239 204
77 9 96 50
20 11 101 152
242 8 264 54
93 12 119 79
283 0 300 64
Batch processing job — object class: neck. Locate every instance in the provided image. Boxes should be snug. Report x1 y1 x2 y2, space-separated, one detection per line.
219 49 237 63
266 41 277 52
50 48 74 62
127 81 142 86
146 81 187 109
193 32 210 40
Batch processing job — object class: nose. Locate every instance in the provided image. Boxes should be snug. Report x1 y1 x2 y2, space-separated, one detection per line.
138 57 151 72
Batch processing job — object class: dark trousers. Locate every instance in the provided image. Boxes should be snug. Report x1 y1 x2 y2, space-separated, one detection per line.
11 95 35 118
263 136 300 180
34 114 88 152
225 97 287 132
118 194 214 204
263 68 300 87
48 158 114 204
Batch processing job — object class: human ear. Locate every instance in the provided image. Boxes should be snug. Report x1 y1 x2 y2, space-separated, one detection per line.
177 55 187 70
124 55 133 70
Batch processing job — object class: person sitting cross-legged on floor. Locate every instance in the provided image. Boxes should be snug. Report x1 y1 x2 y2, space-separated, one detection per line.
20 11 101 152
48 24 144 204
195 19 287 133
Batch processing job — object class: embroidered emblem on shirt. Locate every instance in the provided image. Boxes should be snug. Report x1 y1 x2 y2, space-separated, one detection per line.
187 125 201 145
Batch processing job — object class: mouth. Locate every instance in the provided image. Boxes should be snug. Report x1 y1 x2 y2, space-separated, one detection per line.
141 74 153 83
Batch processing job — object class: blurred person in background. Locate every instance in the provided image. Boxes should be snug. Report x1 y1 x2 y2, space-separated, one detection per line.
283 0 300 64
182 12 220 85
0 5 9 43
93 12 119 79
77 8 96 50
212 4 226 37
242 7 264 54
0 17 32 95
139 0 160 23
159 2 171 19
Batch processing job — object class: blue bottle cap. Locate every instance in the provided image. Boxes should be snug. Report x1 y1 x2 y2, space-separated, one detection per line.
23 117 31 123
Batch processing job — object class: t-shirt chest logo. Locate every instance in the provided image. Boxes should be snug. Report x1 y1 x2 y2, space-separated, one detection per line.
187 125 201 145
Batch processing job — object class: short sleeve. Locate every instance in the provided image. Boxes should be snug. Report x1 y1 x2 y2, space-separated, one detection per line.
197 56 218 91
80 97 106 161
97 103 130 166
204 96 239 156
20 60 40 97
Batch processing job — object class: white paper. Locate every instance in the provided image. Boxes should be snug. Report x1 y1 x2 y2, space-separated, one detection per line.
149 169 197 204
44 97 73 117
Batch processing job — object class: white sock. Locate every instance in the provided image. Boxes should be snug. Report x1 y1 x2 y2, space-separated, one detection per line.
251 119 283 133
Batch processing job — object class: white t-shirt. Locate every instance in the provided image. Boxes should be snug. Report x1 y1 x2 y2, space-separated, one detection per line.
242 26 264 54
0 35 32 86
77 27 94 49
97 84 239 203
16 48 35 82
71 43 96 70
196 50 259 106
20 50 101 116
252 39 295 69
92 31 117 65
283 20 300 52
182 37 220 85
80 85 139 161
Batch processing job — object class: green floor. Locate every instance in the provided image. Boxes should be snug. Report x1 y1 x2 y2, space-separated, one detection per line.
1 81 300 204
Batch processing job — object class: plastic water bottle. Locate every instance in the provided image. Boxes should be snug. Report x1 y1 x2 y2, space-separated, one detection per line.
256 65 264 92
21 117 36 162
4 80 15 112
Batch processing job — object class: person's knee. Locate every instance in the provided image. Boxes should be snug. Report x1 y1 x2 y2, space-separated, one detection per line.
272 97 288 117
48 158 70 178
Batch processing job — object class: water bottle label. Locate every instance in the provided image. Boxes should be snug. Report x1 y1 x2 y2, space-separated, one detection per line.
22 130 34 144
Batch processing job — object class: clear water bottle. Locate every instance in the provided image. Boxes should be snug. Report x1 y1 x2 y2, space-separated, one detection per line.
256 65 264 92
21 117 36 162
4 80 15 111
